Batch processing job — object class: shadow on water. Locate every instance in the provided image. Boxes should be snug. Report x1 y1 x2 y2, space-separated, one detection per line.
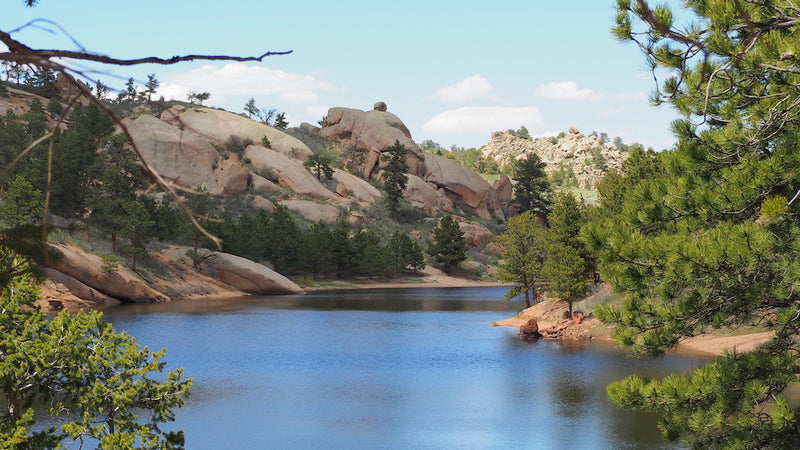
103 286 526 314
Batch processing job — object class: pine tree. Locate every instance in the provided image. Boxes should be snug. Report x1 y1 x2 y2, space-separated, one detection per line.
382 140 409 214
582 2 800 447
427 215 466 271
494 211 548 307
511 154 551 218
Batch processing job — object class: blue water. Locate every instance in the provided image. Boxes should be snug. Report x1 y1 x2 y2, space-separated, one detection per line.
100 287 706 449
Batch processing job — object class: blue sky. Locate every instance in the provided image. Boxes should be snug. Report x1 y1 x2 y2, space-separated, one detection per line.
3 0 683 150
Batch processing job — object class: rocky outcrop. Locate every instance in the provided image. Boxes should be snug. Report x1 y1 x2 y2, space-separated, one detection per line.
279 199 341 223
403 175 456 217
329 168 382 204
244 145 338 202
48 244 170 303
161 106 313 161
424 153 505 221
201 252 305 294
519 318 541 340
41 267 120 306
493 175 513 216
123 114 222 193
456 219 495 250
319 106 426 178
481 127 628 189
216 153 250 194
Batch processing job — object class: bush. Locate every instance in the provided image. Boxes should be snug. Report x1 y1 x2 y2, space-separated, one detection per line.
225 135 254 154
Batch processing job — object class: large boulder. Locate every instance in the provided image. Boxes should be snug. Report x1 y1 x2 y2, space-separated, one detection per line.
48 244 170 303
403 174 455 216
123 114 221 193
41 267 120 306
215 153 249 194
319 106 425 178
424 153 505 221
161 106 313 161
202 252 305 294
456 219 495 250
244 145 337 202
330 168 381 204
279 199 341 223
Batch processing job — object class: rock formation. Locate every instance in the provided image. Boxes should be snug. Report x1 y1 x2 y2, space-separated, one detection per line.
161 105 313 161
201 252 305 295
49 243 171 303
319 106 426 178
481 127 628 189
424 153 505 221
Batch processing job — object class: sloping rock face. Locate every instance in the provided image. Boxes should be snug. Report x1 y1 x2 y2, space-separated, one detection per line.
123 114 223 193
41 267 119 306
424 153 505 221
279 199 341 223
202 252 305 294
244 145 338 202
49 244 170 303
161 106 313 161
319 106 426 178
403 174 456 217
481 127 628 189
330 169 382 204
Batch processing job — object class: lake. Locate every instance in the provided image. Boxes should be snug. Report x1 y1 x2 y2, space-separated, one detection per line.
100 286 707 449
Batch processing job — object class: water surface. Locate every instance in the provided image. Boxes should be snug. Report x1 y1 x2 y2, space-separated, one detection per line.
102 287 706 449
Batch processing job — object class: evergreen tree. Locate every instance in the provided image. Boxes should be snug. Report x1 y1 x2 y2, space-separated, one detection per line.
494 211 549 307
387 230 425 275
0 277 190 448
382 140 409 215
541 242 587 318
144 73 159 103
303 153 335 182
427 215 466 271
511 154 551 218
87 135 147 252
581 2 800 447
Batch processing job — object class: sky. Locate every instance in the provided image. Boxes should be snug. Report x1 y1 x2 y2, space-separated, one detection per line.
2 0 684 151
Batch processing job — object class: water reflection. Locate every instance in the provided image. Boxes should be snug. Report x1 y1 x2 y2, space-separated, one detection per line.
96 287 705 449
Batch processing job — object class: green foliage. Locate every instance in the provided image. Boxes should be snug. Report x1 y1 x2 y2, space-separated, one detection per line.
0 281 191 448
87 134 150 254
542 242 587 317
511 154 551 217
224 135 254 154
427 215 467 271
586 1 800 446
506 125 531 140
494 211 548 307
303 152 335 182
381 140 409 214
101 253 119 272
387 230 425 274
261 135 271 148
274 112 288 130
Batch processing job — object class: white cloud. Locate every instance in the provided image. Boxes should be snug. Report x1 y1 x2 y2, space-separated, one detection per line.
433 74 494 102
535 81 602 101
158 62 334 104
422 106 543 134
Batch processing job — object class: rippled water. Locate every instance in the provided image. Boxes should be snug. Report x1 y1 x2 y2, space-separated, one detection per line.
100 287 707 449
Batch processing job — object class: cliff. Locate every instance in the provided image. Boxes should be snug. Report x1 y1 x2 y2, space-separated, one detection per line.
481 126 628 189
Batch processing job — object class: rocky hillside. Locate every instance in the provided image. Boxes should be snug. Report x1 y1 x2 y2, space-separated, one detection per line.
481 126 628 189
1 85 510 309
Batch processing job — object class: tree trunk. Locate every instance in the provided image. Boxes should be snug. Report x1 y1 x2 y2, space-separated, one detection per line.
524 289 531 308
